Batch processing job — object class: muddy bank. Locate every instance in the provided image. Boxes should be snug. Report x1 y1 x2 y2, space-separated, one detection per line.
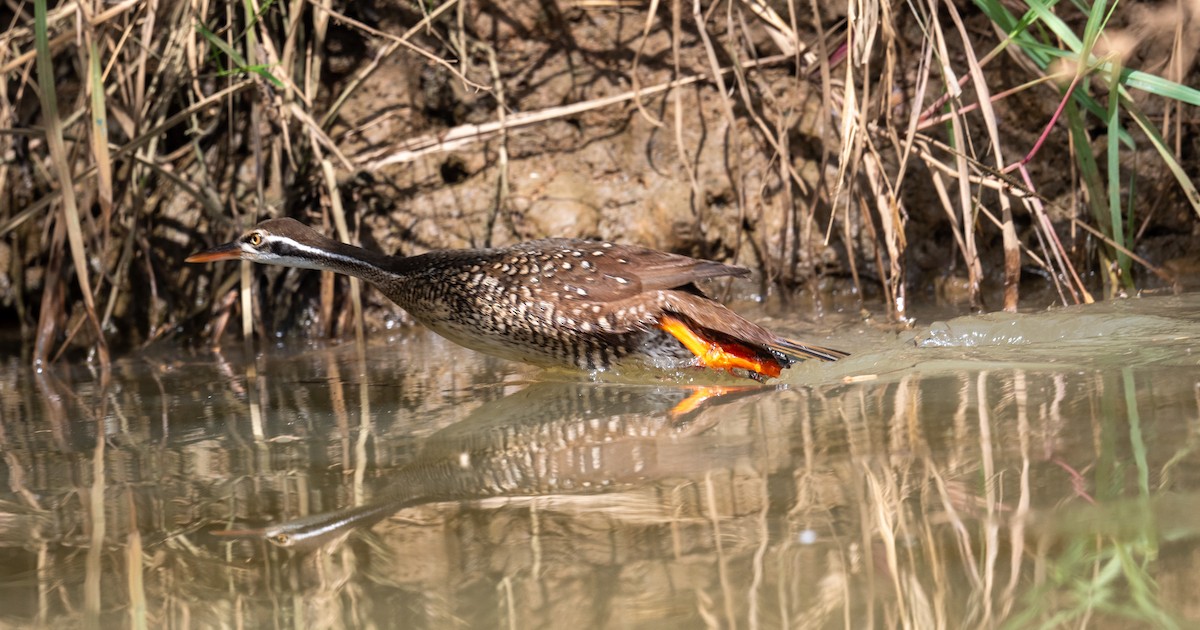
1 0 1198 355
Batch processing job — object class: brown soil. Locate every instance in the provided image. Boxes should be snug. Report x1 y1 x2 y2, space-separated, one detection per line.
2 0 1199 355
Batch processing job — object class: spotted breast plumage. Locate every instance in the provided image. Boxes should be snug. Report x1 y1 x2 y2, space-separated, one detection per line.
187 218 847 379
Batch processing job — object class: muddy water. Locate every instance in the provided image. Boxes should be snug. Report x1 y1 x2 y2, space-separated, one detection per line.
1 296 1199 628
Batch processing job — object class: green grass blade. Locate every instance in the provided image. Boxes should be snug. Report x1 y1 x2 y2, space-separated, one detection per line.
195 18 283 88
1106 58 1130 281
975 0 1135 146
1024 0 1083 51
1065 101 1111 233
1118 67 1200 106
973 0 1057 65
1121 97 1200 218
196 20 248 69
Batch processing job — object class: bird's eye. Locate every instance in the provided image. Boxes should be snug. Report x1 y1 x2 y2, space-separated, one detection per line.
247 232 264 247
274 533 290 545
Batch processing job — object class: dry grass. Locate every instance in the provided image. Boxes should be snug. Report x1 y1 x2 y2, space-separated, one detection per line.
1 0 1198 361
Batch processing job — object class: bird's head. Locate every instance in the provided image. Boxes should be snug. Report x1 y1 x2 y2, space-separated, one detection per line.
186 218 340 271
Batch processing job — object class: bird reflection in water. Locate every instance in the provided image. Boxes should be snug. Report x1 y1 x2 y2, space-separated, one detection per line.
210 381 770 551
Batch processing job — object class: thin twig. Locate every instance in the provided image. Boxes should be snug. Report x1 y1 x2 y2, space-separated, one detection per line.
362 53 798 170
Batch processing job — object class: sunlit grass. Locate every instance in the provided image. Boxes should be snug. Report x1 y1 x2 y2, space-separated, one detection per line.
1 2 1197 355
976 0 1200 294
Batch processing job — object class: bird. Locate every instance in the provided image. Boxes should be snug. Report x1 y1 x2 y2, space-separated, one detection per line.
186 218 847 380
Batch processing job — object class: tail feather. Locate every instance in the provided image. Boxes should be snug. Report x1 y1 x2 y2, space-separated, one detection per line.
768 337 849 363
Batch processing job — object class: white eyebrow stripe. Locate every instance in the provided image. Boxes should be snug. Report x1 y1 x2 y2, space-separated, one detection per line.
264 234 364 268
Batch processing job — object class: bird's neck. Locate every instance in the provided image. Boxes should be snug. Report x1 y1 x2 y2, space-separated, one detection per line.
300 238 416 285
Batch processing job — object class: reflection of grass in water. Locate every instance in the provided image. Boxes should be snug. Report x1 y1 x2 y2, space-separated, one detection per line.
1008 521 1177 630
9 350 1200 626
1007 367 1181 630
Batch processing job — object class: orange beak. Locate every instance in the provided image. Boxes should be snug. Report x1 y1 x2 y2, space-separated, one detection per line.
185 242 243 263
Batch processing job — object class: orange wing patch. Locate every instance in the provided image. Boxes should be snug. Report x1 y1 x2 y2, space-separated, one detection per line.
659 314 783 379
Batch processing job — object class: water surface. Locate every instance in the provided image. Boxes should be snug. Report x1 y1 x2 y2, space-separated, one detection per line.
1 296 1199 628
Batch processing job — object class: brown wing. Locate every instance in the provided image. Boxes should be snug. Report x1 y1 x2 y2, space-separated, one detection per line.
513 238 748 304
496 239 846 363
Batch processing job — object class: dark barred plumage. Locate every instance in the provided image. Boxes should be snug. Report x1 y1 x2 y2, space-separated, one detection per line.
187 218 847 378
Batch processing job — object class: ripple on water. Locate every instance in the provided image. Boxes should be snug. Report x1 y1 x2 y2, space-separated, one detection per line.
0 295 1198 627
